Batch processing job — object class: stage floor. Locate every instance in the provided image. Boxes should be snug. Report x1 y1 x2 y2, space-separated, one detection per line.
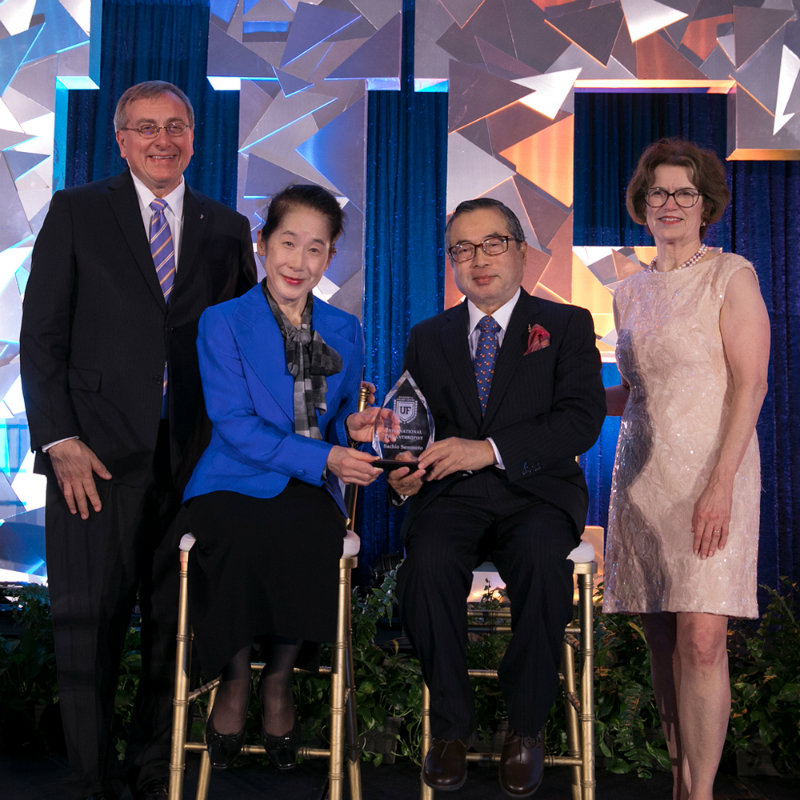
2 753 799 800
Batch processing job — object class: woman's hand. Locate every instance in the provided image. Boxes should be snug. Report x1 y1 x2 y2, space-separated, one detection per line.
605 382 630 416
691 473 733 559
360 380 377 405
326 446 382 486
346 407 398 444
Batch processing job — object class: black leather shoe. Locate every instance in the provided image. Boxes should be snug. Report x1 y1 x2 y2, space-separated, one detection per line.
499 729 544 797
422 737 469 791
261 718 301 770
206 716 246 769
132 778 169 800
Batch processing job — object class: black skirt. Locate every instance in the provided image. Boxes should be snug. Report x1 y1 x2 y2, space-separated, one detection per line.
185 481 345 677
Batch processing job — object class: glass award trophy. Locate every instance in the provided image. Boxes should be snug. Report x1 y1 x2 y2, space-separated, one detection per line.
372 370 434 469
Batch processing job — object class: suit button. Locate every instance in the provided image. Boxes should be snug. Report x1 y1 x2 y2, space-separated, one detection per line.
296 469 306 477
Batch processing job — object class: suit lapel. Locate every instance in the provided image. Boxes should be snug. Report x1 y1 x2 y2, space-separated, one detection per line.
439 302 483 427
232 289 294 422
107 171 166 309
231 288 354 424
175 186 205 297
481 292 538 430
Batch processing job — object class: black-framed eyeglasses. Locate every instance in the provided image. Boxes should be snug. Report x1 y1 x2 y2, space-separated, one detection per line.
121 121 191 138
448 235 516 263
645 187 703 208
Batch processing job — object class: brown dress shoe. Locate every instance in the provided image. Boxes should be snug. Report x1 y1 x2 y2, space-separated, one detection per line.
499 729 544 797
422 737 469 791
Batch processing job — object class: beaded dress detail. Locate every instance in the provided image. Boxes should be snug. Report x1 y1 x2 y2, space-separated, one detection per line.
603 252 760 619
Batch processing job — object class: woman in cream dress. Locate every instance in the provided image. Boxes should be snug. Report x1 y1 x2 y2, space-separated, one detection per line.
604 139 770 800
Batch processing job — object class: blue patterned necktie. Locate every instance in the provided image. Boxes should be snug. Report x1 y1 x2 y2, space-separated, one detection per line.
150 199 174 405
149 198 175 302
474 315 501 415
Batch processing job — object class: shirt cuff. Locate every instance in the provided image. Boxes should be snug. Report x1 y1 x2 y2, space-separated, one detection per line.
487 437 504 470
42 436 79 452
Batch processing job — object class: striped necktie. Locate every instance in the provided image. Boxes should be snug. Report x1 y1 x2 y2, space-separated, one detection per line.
474 315 501 415
149 198 175 302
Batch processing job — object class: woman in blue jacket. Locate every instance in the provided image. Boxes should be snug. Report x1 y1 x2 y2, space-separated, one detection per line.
183 185 383 771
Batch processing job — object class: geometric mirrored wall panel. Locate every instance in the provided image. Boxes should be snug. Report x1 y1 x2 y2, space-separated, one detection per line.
1 0 95 580
209 0 402 317
420 0 799 358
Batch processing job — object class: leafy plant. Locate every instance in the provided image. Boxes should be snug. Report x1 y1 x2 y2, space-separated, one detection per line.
465 579 511 747
294 567 423 765
727 579 800 776
5 572 799 781
0 584 58 752
592 602 670 778
0 584 144 757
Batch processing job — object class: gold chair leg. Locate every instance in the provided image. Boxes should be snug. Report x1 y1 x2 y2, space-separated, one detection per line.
420 682 434 800
343 586 362 800
193 684 216 800
328 558 352 800
561 634 582 800
577 568 596 800
169 548 192 800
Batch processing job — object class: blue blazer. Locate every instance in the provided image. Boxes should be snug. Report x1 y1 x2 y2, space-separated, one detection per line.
183 284 364 513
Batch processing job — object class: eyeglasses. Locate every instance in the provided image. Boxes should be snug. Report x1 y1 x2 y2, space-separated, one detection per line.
448 235 515 263
120 122 191 138
645 188 703 208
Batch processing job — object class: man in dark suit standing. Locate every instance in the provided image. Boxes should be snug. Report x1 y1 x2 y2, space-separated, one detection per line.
389 198 605 797
19 81 256 800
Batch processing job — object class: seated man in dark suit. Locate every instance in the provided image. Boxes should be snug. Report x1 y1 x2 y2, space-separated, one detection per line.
389 198 605 797
20 81 256 800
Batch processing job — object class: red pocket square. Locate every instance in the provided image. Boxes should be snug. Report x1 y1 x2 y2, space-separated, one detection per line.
525 323 550 355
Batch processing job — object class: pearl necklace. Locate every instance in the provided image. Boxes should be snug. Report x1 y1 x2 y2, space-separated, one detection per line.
647 243 708 273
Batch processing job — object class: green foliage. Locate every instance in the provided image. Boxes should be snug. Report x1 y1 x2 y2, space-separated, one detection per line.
294 568 423 766
4 574 799 779
727 580 800 776
592 601 670 778
465 580 510 746
0 585 58 751
0 585 142 757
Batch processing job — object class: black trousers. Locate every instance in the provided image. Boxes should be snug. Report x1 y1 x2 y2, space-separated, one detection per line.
397 470 577 740
45 425 182 799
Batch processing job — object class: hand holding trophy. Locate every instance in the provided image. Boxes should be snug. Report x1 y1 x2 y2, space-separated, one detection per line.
371 370 434 470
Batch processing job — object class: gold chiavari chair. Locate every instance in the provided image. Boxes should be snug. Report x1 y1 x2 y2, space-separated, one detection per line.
419 528 600 800
168 387 371 800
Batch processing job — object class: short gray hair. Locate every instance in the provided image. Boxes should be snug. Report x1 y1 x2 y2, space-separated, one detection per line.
445 197 525 245
114 80 194 131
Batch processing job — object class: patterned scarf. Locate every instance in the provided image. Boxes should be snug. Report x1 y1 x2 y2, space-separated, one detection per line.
262 280 343 439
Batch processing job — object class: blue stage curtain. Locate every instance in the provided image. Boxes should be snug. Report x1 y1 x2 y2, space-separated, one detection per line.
64 0 238 207
574 92 799 591
358 0 448 579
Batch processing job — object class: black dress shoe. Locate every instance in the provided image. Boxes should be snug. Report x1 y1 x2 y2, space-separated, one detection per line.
261 718 301 770
206 716 246 769
132 778 169 800
422 737 469 791
499 729 544 798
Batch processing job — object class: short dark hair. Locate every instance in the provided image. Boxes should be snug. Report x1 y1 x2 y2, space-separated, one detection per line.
260 184 344 245
626 138 729 239
114 81 195 130
445 197 526 246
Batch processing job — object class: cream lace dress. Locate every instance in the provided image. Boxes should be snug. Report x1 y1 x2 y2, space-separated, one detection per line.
603 252 760 619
